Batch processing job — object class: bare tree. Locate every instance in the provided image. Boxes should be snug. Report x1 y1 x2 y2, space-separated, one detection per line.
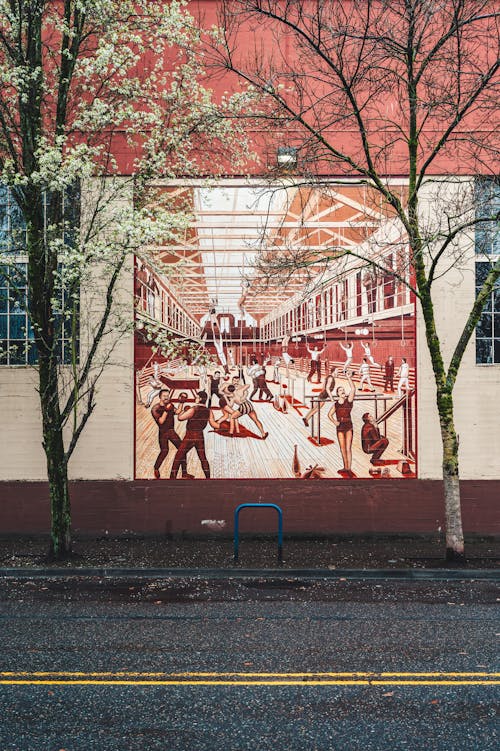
208 0 500 560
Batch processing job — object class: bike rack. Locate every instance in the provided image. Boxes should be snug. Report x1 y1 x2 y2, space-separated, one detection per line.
233 503 283 563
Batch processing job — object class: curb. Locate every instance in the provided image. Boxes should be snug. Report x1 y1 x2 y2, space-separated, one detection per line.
0 567 497 581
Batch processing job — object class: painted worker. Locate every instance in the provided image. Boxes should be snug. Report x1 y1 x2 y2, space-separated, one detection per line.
339 341 353 373
302 367 337 428
145 361 163 408
272 357 281 384
361 341 381 369
170 391 218 479
217 382 268 439
384 356 395 392
397 357 410 397
281 331 295 376
248 356 273 401
358 357 375 392
361 412 389 465
218 374 241 423
208 370 223 407
327 371 356 476
306 342 326 383
151 389 192 479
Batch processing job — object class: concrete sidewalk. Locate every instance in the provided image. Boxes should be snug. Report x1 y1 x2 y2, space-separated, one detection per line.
0 565 498 581
0 535 497 578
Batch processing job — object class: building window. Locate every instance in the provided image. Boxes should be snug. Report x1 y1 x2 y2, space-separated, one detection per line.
475 178 500 364
0 184 79 366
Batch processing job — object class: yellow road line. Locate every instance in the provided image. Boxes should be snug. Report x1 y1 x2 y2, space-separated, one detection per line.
0 671 498 678
0 679 497 686
0 671 498 686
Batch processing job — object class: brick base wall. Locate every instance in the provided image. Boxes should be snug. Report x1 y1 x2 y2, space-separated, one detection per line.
0 480 498 536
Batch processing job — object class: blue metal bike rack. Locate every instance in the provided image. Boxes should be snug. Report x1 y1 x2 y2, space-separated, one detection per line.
234 503 283 563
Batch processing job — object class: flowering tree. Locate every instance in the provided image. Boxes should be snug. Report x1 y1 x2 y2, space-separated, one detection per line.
211 0 500 560
0 0 251 557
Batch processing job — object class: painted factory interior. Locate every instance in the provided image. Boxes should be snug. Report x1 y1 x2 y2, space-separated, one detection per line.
134 182 416 481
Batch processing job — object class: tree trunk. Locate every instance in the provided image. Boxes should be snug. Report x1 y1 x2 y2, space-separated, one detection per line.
414 246 466 563
24 187 72 559
438 391 465 562
39 354 72 559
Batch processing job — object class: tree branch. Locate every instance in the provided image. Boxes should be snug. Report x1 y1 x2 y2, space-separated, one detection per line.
61 249 127 424
447 257 500 390
428 210 500 286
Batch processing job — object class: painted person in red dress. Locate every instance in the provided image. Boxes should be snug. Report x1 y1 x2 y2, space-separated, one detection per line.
327 371 356 476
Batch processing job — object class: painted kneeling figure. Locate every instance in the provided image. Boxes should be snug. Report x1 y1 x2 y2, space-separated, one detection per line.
361 413 389 465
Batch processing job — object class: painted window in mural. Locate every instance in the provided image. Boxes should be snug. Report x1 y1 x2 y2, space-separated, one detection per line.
134 183 416 480
475 177 500 365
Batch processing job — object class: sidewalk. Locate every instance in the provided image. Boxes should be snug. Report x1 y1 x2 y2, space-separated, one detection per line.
0 535 497 573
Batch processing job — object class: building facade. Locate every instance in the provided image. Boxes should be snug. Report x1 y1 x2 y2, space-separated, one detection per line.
0 1 499 537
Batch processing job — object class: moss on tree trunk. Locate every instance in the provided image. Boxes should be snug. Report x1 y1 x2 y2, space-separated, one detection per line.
26 194 72 560
438 390 465 562
39 351 72 559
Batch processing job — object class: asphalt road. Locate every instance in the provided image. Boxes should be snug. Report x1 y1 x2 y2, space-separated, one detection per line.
0 576 498 750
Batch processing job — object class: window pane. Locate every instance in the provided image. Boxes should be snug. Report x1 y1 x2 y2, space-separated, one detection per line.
9 340 26 364
9 289 26 313
0 204 8 238
475 261 490 285
476 313 492 339
494 339 500 364
27 342 38 364
9 314 26 339
0 182 78 367
481 295 492 313
476 338 492 364
63 314 73 339
475 178 500 255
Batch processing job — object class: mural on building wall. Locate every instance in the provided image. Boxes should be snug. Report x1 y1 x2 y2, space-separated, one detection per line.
134 183 416 480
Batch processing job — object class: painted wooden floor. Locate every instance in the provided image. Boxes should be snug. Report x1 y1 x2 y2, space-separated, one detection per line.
135 372 415 480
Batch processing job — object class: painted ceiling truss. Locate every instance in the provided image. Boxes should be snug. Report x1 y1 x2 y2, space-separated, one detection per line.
143 184 398 321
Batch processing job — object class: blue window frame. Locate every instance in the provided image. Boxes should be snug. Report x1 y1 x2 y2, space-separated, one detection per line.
0 184 79 365
475 178 500 365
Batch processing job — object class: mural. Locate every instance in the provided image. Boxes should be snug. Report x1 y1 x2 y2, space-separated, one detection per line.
134 183 416 480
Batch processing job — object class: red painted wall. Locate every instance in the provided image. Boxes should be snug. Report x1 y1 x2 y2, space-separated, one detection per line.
94 1 500 177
